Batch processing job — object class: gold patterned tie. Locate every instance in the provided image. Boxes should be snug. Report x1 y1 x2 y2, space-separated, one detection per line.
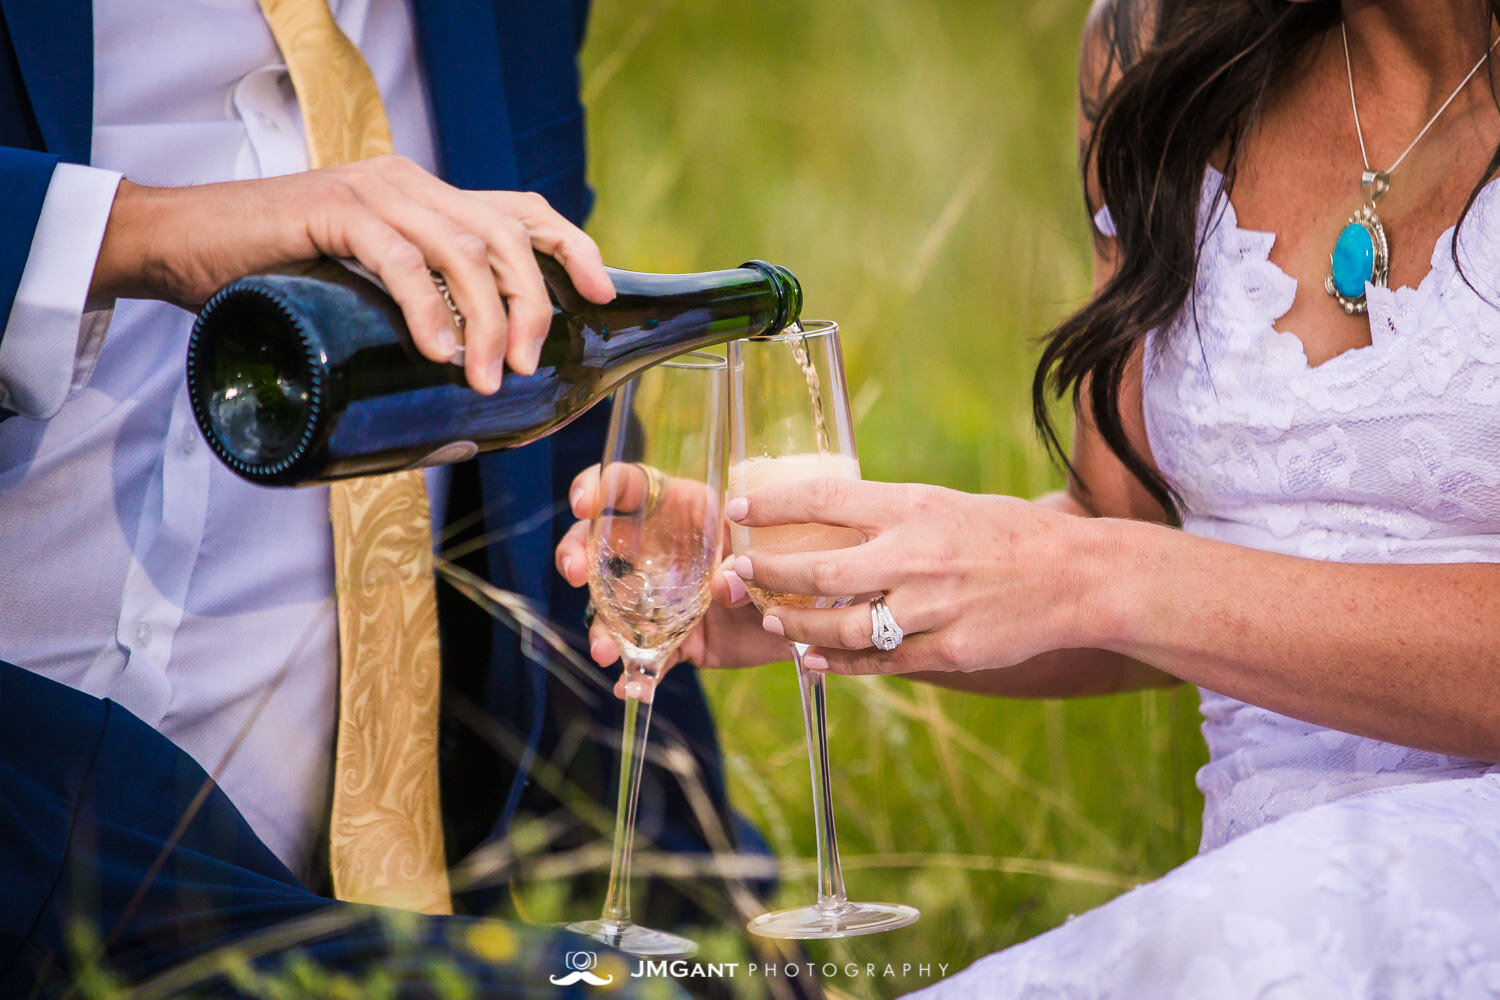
257 0 452 915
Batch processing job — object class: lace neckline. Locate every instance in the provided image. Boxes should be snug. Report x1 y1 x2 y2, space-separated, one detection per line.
1197 164 1500 376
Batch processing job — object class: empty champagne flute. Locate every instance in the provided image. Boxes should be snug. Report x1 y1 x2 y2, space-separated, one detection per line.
566 351 727 957
728 321 920 939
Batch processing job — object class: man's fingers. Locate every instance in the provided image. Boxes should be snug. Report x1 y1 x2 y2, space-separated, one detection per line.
484 190 615 305
734 543 887 600
727 478 903 534
595 462 655 515
349 174 513 389
555 519 589 585
338 214 455 361
589 622 619 666
568 465 602 518
316 164 615 389
485 217 554 376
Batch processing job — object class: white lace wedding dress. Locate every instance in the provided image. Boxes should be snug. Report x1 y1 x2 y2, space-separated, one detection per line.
909 170 1500 999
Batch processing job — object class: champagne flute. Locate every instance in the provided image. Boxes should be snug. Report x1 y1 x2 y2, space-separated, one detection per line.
727 321 920 939
566 351 727 958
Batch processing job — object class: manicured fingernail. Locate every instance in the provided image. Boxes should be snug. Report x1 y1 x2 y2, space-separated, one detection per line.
561 555 576 580
486 359 505 392
762 614 785 637
590 638 612 665
722 569 747 604
436 326 456 358
733 555 753 579
569 485 584 512
726 497 749 522
803 651 829 672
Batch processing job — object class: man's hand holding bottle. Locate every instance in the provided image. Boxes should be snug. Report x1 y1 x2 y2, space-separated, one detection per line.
89 155 616 394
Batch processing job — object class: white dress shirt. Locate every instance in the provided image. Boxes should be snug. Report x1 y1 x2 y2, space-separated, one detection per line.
0 0 447 881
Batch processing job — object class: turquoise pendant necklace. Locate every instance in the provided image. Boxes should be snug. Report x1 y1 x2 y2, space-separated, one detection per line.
1326 23 1499 315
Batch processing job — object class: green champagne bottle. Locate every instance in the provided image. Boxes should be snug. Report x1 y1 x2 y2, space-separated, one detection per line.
186 255 801 485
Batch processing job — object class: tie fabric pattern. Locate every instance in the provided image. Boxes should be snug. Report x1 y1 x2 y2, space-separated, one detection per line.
257 0 453 915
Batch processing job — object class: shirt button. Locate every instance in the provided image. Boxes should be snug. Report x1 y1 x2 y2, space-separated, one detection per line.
134 621 152 648
180 426 198 455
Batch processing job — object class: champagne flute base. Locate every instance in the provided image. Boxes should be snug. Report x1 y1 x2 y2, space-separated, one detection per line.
565 918 699 958
747 900 919 940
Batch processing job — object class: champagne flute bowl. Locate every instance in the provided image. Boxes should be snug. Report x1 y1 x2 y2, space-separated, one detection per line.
566 351 727 957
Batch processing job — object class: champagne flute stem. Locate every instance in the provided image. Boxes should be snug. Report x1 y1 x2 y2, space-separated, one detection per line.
600 670 658 925
791 641 848 909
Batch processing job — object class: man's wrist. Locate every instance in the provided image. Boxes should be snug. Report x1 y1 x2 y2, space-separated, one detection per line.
92 179 158 303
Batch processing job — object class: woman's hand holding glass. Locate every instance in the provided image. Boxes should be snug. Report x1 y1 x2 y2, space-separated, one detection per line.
727 479 1115 676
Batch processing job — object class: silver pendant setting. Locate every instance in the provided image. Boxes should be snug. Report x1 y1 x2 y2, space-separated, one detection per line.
1325 170 1391 316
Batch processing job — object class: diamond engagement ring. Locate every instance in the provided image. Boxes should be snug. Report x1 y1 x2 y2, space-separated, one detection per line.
870 596 904 652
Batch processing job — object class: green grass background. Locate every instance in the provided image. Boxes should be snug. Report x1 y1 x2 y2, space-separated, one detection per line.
573 2 1208 996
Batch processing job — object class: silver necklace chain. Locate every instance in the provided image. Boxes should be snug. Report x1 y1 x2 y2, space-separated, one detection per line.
1342 21 1500 176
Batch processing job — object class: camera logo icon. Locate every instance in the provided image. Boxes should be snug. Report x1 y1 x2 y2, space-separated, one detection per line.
549 949 615 986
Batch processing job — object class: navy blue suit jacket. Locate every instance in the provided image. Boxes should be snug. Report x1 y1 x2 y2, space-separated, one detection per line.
0 0 751 926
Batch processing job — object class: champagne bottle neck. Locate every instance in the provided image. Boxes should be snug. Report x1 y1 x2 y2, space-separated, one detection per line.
565 259 799 371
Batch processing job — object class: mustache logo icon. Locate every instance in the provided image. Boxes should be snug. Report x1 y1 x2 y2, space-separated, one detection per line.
548 969 616 985
550 951 615 986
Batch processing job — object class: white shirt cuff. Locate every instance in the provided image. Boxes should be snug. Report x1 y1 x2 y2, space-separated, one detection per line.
0 163 124 419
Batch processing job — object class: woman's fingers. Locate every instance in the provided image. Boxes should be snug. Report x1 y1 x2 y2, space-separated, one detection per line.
732 542 890 599
763 595 927 652
713 563 750 607
728 478 920 535
800 639 936 677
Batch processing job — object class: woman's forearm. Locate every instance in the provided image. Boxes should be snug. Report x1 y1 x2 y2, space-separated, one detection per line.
733 479 1500 760
908 647 1179 698
1095 517 1500 761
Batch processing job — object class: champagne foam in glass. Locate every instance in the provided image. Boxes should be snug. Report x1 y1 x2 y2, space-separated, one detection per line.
728 452 863 611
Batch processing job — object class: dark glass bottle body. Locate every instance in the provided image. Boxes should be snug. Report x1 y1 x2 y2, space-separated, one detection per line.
186 255 801 486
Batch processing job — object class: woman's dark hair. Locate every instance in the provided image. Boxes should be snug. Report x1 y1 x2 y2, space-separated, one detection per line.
1032 0 1500 513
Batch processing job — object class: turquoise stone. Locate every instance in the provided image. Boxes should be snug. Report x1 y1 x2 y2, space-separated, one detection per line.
1332 223 1375 299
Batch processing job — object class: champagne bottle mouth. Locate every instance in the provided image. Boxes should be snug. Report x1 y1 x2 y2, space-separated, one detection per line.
739 260 802 333
187 284 325 485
